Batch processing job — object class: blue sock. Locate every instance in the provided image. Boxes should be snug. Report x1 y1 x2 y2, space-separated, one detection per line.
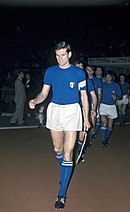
89 131 96 144
122 112 126 123
119 112 123 123
100 126 106 144
106 128 112 139
56 153 63 166
95 121 100 134
78 140 82 152
58 160 73 197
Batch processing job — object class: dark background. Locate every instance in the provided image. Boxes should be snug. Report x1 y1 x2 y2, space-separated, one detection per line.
0 3 130 76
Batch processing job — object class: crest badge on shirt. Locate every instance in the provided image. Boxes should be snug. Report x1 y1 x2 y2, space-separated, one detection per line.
70 82 75 88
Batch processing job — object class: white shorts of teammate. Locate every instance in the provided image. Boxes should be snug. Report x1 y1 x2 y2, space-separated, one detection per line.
46 102 82 131
99 103 118 119
96 108 100 119
116 95 128 105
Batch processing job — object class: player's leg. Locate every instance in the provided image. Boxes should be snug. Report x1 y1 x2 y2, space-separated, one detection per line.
58 131 77 194
106 118 113 145
118 104 123 125
100 115 107 148
89 117 96 145
77 106 87 161
55 130 77 209
50 130 65 209
78 131 83 152
94 116 100 137
121 104 127 126
106 104 118 145
50 130 64 166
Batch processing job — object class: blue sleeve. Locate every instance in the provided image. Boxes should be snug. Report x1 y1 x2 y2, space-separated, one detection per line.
115 83 122 96
87 79 95 93
97 78 102 89
78 68 87 90
43 68 52 86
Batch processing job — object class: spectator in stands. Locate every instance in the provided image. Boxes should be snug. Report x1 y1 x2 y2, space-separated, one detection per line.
24 72 36 120
9 70 26 126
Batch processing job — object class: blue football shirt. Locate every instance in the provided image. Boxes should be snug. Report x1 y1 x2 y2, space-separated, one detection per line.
90 76 102 96
87 78 95 103
44 64 86 105
101 82 122 105
119 82 130 95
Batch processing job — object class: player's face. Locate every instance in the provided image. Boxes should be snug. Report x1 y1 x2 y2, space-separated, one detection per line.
95 68 102 76
120 75 125 82
79 63 83 69
86 67 94 77
105 75 113 83
55 48 71 68
75 63 83 69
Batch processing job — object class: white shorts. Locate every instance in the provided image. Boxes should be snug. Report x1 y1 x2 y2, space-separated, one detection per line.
96 108 100 119
46 102 82 131
116 95 128 105
99 103 118 119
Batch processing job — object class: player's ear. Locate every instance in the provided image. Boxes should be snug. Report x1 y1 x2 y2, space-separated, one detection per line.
68 51 72 58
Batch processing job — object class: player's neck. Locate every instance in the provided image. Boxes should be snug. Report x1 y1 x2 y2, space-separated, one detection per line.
59 63 71 69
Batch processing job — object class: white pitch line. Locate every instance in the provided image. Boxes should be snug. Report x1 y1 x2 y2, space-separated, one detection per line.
0 125 46 130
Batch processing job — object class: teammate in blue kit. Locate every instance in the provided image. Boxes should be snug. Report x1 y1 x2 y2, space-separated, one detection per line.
116 73 130 126
99 70 122 148
85 65 102 145
29 42 90 209
74 61 97 162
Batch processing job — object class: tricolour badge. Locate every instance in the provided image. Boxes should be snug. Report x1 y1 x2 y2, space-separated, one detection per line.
70 82 75 88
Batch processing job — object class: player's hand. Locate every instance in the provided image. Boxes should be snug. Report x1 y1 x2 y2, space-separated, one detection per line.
112 94 116 100
29 99 37 109
84 118 91 132
91 109 96 119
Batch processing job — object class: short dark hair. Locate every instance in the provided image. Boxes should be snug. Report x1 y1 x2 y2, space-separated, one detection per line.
73 60 83 66
54 41 71 53
95 66 105 74
105 70 115 77
85 64 95 72
119 73 126 78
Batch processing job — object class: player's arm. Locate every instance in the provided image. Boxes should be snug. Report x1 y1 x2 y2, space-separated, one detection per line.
80 90 91 131
97 87 102 108
112 84 123 101
29 84 50 109
90 90 97 119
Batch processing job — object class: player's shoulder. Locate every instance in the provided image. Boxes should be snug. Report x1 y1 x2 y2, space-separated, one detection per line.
72 65 85 75
102 81 108 87
87 78 93 85
46 65 59 72
113 81 120 86
95 76 102 83
125 82 130 86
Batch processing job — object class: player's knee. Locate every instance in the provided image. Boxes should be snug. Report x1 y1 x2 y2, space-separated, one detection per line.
53 146 63 155
64 151 73 161
101 119 107 127
101 123 107 127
